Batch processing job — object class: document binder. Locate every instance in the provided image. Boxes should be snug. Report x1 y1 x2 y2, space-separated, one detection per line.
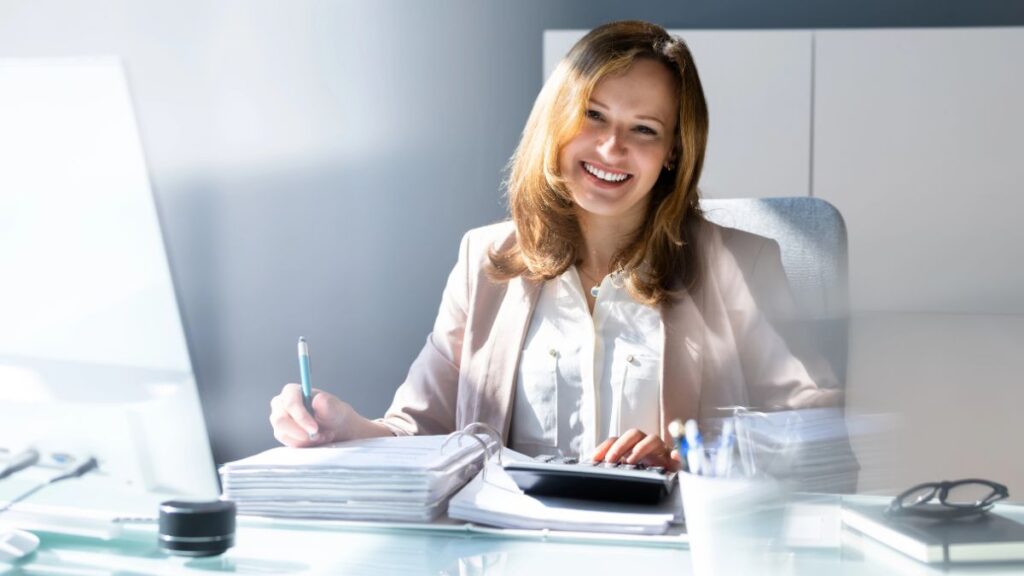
220 432 496 522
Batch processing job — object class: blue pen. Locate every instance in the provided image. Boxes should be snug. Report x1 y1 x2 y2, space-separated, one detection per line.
684 419 703 476
297 337 314 416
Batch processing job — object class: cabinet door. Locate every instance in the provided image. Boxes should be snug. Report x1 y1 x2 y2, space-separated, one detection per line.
815 28 1024 314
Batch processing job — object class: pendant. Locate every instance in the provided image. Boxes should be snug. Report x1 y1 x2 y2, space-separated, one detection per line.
590 286 600 298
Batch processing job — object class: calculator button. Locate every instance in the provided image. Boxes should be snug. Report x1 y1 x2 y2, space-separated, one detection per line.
535 454 555 463
619 464 637 470
648 467 665 474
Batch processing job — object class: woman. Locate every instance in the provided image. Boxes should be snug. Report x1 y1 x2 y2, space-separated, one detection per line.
269 20 839 471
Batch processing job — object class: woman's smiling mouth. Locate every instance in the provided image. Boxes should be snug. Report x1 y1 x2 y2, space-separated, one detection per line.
581 161 633 185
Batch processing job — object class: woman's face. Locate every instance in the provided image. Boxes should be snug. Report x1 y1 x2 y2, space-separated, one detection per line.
558 58 679 228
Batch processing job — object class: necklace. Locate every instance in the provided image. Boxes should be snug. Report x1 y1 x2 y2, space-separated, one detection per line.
577 266 606 298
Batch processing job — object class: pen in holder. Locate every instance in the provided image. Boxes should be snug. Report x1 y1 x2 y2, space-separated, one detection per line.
670 417 790 575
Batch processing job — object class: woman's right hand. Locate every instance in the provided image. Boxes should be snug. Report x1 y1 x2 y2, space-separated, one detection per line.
269 383 353 447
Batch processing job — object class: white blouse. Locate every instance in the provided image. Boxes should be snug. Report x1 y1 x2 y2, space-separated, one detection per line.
509 267 664 459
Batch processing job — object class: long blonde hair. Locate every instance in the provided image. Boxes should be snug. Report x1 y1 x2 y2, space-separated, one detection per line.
488 20 710 304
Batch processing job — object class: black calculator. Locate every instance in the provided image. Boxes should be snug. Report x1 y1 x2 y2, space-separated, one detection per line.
502 455 677 505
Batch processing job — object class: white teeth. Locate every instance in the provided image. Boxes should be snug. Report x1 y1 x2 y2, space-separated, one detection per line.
584 162 629 183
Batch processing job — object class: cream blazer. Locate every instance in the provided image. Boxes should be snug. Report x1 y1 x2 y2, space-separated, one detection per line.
379 220 840 443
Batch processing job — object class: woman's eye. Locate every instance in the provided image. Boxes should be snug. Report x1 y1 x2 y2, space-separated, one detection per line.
585 109 603 121
635 125 657 136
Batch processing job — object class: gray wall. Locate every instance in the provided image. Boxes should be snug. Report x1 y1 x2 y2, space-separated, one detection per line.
2 0 1022 463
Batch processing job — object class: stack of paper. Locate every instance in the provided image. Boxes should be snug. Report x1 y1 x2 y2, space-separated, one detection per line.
448 450 680 535
735 407 860 493
220 435 493 522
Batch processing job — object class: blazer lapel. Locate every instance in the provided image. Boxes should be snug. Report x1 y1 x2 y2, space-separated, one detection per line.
476 274 542 442
660 290 705 439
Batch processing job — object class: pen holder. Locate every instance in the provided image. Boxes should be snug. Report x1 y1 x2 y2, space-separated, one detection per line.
679 471 789 576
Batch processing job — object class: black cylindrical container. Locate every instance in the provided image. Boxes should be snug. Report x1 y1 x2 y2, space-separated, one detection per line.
158 500 236 557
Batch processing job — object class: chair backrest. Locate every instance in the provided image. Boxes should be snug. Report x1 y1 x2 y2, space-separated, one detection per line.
700 197 849 384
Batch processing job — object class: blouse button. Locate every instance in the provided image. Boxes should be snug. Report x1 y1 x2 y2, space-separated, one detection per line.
626 354 635 364
548 348 558 358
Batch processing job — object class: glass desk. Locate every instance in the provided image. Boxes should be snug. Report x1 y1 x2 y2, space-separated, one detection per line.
5 496 1024 575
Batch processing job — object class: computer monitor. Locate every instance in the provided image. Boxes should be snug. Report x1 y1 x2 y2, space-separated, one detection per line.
0 57 218 499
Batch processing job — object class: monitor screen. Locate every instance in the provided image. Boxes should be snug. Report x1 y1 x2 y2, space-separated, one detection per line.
0 58 218 499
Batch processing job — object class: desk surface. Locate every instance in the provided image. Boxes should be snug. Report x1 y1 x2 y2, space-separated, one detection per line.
6 497 1024 575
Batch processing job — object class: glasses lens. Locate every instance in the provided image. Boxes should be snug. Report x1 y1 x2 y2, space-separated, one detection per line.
945 482 997 507
903 485 937 507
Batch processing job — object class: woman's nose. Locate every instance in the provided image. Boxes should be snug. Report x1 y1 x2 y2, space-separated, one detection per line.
597 128 626 158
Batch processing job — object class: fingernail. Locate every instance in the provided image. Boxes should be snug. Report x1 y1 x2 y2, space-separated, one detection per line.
308 432 320 441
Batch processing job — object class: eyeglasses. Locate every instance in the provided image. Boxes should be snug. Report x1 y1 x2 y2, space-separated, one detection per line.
886 478 1009 519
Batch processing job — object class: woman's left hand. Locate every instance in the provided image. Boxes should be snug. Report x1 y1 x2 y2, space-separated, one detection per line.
591 428 681 471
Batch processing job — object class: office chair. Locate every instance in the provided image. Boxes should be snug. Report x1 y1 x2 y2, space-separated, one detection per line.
700 196 850 388
701 197 857 493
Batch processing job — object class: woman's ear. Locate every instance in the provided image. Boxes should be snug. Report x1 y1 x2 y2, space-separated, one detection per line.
664 147 679 171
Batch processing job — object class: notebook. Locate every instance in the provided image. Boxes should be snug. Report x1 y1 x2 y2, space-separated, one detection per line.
842 502 1024 563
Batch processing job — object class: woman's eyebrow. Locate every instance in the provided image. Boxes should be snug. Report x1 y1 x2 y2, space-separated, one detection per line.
589 98 666 127
636 114 666 128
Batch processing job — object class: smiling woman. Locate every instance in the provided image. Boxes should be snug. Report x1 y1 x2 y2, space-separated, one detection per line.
562 59 677 236
490 21 708 310
269 21 840 477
